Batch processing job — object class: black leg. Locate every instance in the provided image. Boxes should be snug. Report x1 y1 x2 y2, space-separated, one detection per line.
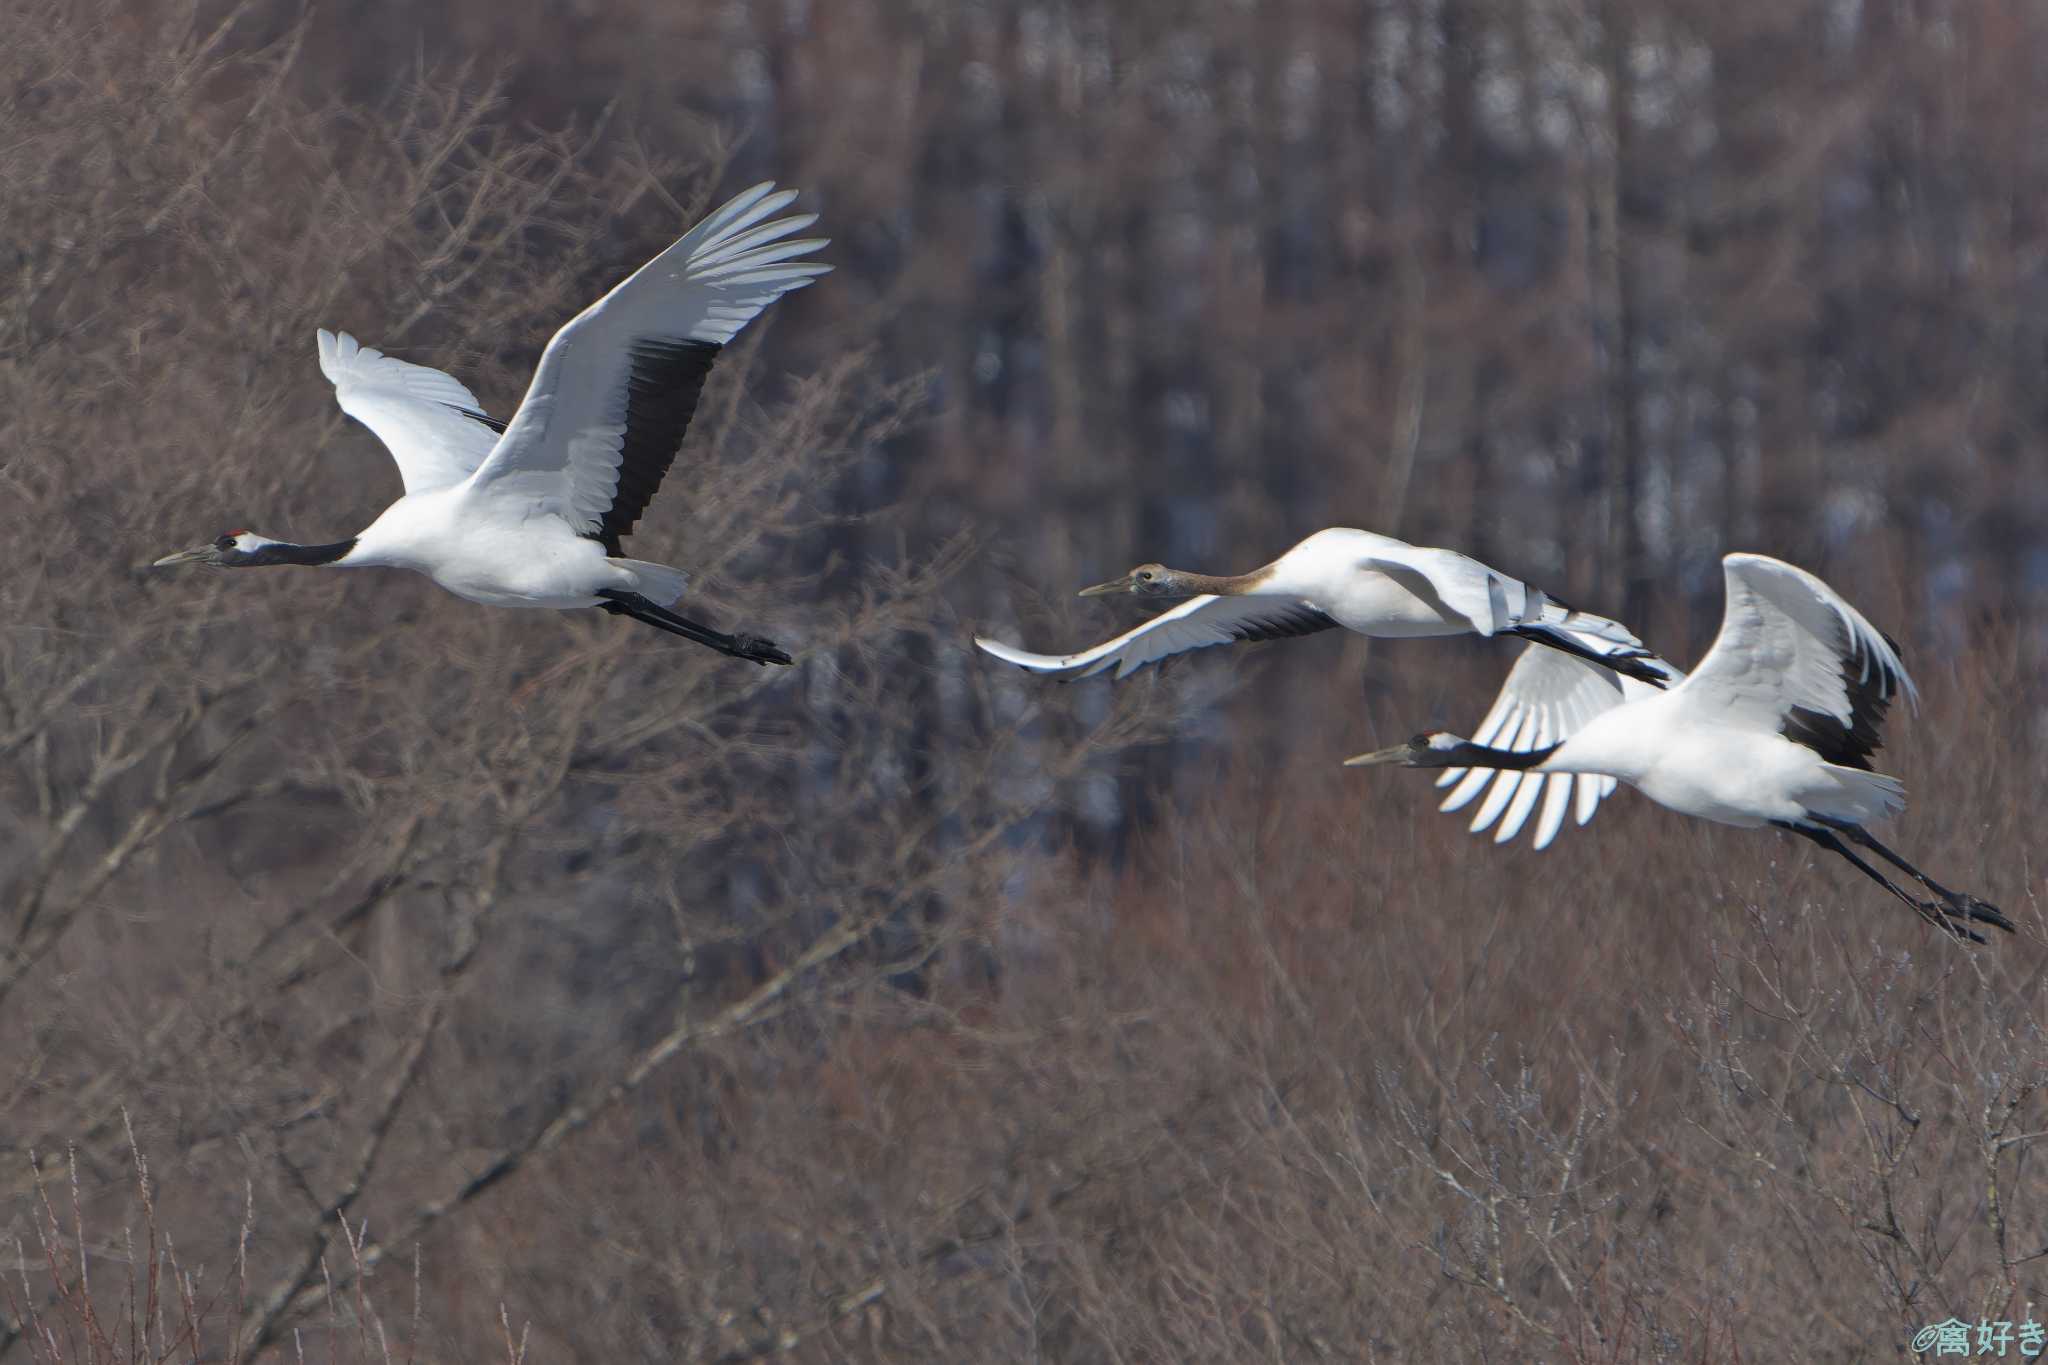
1825 821 2013 934
1508 625 1669 689
596 590 793 666
1773 821 1989 943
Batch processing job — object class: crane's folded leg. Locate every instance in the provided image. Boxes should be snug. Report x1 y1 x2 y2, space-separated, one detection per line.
1774 821 1998 942
1827 821 2013 934
1504 623 1669 688
596 589 792 666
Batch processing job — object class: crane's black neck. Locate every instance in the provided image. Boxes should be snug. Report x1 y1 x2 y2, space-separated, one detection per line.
239 538 358 567
1430 739 1561 771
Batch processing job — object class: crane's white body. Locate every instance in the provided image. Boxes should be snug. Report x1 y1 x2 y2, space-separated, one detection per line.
1421 553 1914 834
1254 529 1567 637
341 489 681 609
186 183 830 621
1540 705 1904 828
975 527 1646 677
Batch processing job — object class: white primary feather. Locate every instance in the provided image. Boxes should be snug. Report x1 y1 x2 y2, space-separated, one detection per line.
1437 645 1680 850
973 595 1335 681
467 182 832 530
317 329 501 494
1671 552 1916 731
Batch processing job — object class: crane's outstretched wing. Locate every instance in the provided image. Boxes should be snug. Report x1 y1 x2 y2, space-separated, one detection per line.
1436 644 1684 850
1675 553 1915 769
974 595 1339 681
316 329 504 494
466 182 831 551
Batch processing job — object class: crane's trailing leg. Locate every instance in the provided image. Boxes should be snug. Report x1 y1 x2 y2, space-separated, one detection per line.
596 589 792 666
1826 820 2013 934
1504 623 1670 688
1773 821 2002 942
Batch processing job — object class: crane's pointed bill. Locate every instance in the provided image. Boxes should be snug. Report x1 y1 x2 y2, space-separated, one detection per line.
1343 744 1412 768
153 544 217 567
1077 574 1134 597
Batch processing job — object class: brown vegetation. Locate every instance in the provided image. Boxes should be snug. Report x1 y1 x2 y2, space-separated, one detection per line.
3 0 2044 1359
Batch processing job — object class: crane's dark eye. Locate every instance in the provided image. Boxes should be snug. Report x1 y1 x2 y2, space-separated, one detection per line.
1137 570 1154 581
214 535 236 551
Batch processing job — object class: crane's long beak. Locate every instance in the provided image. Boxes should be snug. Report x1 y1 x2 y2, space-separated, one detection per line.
1077 574 1133 598
152 545 215 568
1342 745 1411 768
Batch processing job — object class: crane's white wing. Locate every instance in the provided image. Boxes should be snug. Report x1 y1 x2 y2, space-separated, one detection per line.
1675 553 1915 766
466 182 831 548
1437 645 1684 849
975 595 1339 681
1354 543 1645 650
316 329 503 494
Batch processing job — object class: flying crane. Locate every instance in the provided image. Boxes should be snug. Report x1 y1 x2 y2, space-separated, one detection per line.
1346 553 2011 941
974 528 1665 685
154 182 830 666
975 527 1669 841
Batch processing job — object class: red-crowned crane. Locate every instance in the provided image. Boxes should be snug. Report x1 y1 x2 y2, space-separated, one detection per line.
154 183 830 666
1346 553 2011 942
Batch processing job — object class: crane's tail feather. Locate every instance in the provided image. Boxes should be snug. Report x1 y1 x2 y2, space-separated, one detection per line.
1813 765 1907 827
616 560 691 607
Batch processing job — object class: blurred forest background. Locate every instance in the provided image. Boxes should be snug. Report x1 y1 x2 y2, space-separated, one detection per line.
4 0 2047 1359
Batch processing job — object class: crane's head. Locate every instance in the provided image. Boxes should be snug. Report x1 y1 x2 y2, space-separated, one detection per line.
1078 563 1183 598
152 531 276 568
1342 732 1469 769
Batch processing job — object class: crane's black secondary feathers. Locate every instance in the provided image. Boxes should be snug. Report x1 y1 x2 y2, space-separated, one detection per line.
1779 624 1899 770
592 337 721 555
1226 604 1340 644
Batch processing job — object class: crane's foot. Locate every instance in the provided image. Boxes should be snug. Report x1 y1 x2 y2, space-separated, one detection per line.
731 634 793 667
1912 898 1988 944
1913 893 2012 943
1609 652 1673 688
1943 892 2014 935
1512 626 1671 690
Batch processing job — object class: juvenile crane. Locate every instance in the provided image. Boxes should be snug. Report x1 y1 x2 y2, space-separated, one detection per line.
1346 553 2011 941
153 183 830 665
974 528 1666 685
